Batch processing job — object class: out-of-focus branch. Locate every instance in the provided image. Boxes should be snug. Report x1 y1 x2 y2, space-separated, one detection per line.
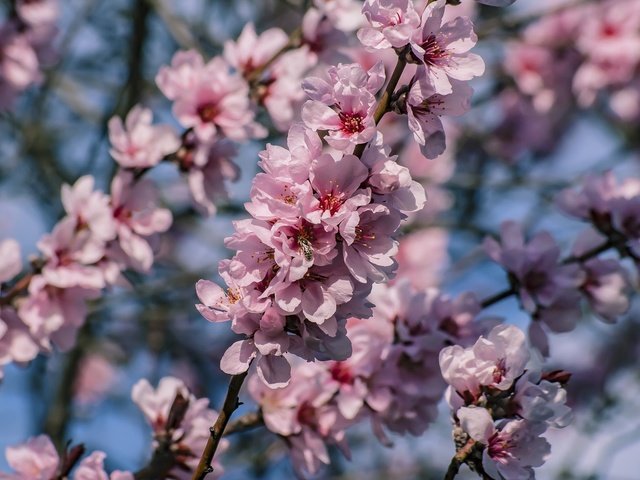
224 410 264 435
191 372 248 480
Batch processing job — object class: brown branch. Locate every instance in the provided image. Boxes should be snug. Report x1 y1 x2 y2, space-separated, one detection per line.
191 372 248 480
224 410 264 435
353 54 408 158
444 439 476 480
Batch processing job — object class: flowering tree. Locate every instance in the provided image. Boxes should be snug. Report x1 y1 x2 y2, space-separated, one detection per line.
1 0 639 478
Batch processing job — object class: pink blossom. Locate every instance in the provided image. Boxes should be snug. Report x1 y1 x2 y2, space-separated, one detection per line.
110 171 172 272
184 139 239 216
358 0 421 50
223 23 289 76
0 26 41 92
38 218 108 290
73 451 133 480
15 0 60 27
0 307 40 377
458 407 550 480
440 324 530 402
131 377 227 477
313 0 364 32
409 0 484 95
406 72 472 158
61 176 117 242
394 228 449 289
302 62 385 149
515 377 572 428
301 8 349 63
484 221 585 319
74 354 118 405
156 51 265 142
19 274 99 352
0 435 59 480
0 239 22 282
108 106 180 169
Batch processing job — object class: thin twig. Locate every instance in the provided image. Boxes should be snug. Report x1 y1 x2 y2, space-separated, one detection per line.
191 372 248 480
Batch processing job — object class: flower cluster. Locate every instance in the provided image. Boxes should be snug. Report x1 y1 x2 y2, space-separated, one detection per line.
246 280 495 476
441 324 572 479
132 376 228 478
483 219 632 354
503 0 640 124
0 435 133 480
0 0 59 109
197 120 425 388
0 172 171 376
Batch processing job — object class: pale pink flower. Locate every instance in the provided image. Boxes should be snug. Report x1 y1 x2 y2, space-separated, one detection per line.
0 435 59 480
458 407 550 480
38 218 108 290
409 0 484 95
484 221 585 317
131 377 227 477
185 139 239 216
156 51 265 142
61 176 117 242
301 8 349 63
515 378 572 428
110 171 172 272
394 228 449 289
15 0 60 27
358 0 421 50
0 26 41 91
108 106 180 169
73 451 134 480
313 0 364 32
223 23 289 76
0 307 40 377
0 238 22 282
406 72 472 158
19 275 99 352
302 62 385 149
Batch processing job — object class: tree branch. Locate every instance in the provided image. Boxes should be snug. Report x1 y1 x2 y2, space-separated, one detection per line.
191 372 248 480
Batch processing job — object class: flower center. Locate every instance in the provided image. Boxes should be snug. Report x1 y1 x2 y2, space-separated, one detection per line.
319 191 344 215
330 361 354 385
422 35 448 66
339 111 365 134
197 102 218 123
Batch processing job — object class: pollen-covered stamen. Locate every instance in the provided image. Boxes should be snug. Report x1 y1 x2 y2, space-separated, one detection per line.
339 111 366 134
492 358 507 384
280 185 297 205
415 97 445 116
197 101 219 123
487 432 512 461
226 288 241 305
421 34 448 66
355 226 376 247
319 183 345 215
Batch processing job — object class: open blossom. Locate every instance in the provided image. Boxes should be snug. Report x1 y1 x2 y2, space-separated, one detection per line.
132 377 228 477
312 0 363 32
248 363 352 477
156 50 265 142
358 0 421 50
61 175 117 242
440 324 530 403
108 105 180 169
484 221 585 326
110 171 172 272
409 0 484 95
73 451 134 480
223 23 288 76
0 239 22 283
15 0 60 27
458 407 550 480
406 71 472 158
302 62 385 150
0 435 59 480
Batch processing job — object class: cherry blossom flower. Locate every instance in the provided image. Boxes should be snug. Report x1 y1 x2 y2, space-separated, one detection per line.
61 176 117 242
0 435 59 480
156 51 265 142
409 0 484 95
313 0 364 32
15 0 60 27
406 72 472 158
223 23 289 76
132 377 228 477
73 451 134 480
358 0 421 50
484 221 585 321
108 106 180 169
302 62 385 149
110 171 172 272
458 407 550 480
